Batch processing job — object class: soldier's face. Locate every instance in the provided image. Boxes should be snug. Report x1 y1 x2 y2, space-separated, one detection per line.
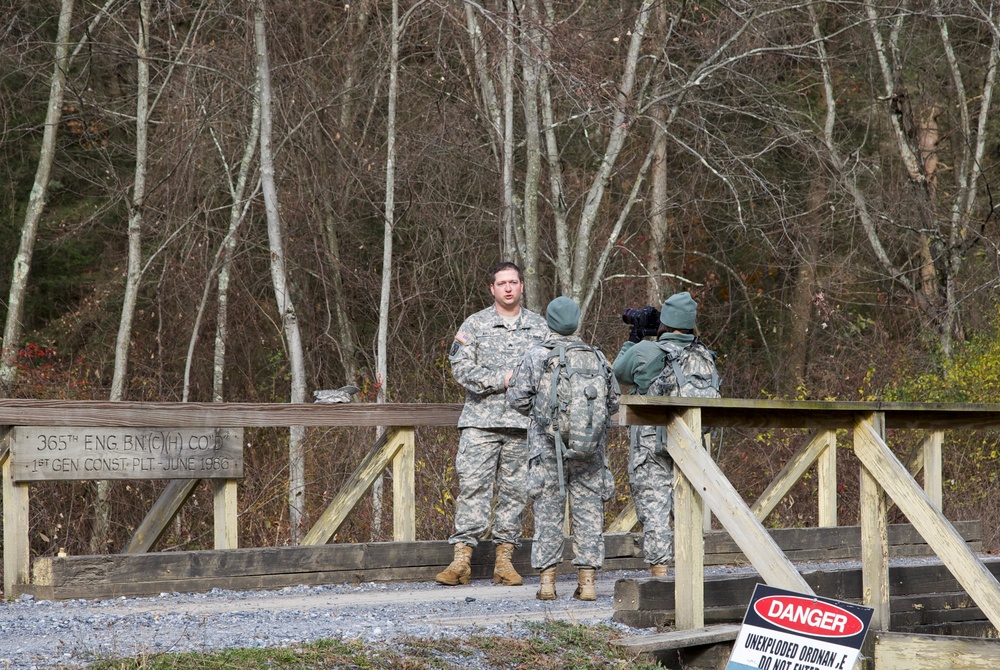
490 269 523 311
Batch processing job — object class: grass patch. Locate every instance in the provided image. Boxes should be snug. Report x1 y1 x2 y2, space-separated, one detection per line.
87 620 666 669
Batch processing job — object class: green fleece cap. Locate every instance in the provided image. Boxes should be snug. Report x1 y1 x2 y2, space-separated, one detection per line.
660 291 697 329
545 296 580 335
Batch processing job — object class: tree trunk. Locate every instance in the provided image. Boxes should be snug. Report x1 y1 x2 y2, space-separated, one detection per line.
254 0 309 543
321 196 360 385
180 92 261 404
569 0 654 301
0 0 74 395
785 176 824 395
519 0 542 310
538 0 569 296
370 0 403 541
647 95 669 305
91 0 150 554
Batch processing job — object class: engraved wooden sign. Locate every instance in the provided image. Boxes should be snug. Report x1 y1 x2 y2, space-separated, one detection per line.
9 427 243 481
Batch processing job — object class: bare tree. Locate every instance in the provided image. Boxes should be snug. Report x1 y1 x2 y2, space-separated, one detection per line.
182 95 261 403
89 0 151 554
255 0 309 542
0 0 75 395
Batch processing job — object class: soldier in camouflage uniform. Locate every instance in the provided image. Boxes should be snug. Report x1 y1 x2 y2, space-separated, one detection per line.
613 291 706 577
506 297 619 601
436 262 548 587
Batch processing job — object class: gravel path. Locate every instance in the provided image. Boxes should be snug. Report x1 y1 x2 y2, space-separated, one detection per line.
0 557 952 668
0 569 652 668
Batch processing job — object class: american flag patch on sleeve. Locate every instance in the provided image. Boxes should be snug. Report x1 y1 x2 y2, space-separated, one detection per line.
455 331 471 344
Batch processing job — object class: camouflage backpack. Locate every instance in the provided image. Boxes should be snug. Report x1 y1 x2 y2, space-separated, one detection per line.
648 338 721 399
645 338 720 456
531 341 616 463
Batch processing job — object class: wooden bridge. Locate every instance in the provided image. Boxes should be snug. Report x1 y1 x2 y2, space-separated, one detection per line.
3 397 1000 668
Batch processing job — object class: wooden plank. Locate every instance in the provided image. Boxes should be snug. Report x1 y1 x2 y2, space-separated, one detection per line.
8 426 243 481
34 534 642 586
123 479 200 553
24 535 646 599
41 523 977 595
874 631 1000 670
21 533 996 604
613 559 1000 634
923 430 943 509
392 428 415 542
665 415 812 594
301 428 401 545
607 500 638 533
214 479 238 549
614 555 1000 614
854 417 1000 629
2 440 29 597
619 396 1000 431
890 592 986 627
0 397 999 431
751 429 829 523
615 623 741 653
701 521 981 563
817 429 837 527
858 412 890 632
0 400 464 428
674 408 704 629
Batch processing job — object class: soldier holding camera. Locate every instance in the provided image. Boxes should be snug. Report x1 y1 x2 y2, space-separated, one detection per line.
613 291 710 577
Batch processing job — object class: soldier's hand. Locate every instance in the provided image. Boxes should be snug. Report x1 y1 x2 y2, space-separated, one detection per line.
504 370 514 388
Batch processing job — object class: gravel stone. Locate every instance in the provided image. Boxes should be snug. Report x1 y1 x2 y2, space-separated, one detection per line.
0 557 947 667
0 569 648 668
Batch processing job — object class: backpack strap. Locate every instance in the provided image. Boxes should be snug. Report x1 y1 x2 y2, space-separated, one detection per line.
546 343 569 497
653 340 685 393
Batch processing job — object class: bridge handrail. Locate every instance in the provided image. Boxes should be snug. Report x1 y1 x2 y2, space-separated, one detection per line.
5 396 1000 636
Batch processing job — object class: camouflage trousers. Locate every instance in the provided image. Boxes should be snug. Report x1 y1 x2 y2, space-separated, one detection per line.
629 426 675 565
449 427 529 547
528 429 614 570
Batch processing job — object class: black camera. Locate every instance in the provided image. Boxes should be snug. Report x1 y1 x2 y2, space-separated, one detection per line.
622 305 661 338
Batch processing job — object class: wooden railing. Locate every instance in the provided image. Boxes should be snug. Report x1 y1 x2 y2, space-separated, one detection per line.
618 397 1000 638
3 395 1000 643
0 400 462 595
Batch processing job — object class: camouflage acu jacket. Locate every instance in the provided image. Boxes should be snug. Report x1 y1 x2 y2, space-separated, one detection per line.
450 305 548 429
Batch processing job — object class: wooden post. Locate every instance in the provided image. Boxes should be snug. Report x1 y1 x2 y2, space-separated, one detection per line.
213 479 238 549
2 438 29 598
665 416 812 593
674 408 705 630
854 417 1000 630
301 428 403 545
702 430 712 532
875 631 1000 669
817 429 837 527
751 430 833 524
923 430 943 510
123 479 200 553
858 412 890 635
392 427 415 542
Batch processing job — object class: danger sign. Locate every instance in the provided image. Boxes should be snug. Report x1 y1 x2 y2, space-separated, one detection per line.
726 584 873 670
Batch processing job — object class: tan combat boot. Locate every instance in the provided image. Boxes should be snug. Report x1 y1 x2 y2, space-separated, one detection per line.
573 567 597 601
435 542 473 585
492 542 523 586
536 566 557 600
650 564 669 578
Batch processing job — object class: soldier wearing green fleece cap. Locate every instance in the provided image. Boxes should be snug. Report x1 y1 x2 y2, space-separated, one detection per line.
507 296 620 602
612 291 718 578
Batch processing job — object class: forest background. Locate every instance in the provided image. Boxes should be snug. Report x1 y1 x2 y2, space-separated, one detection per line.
1 0 1000 575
